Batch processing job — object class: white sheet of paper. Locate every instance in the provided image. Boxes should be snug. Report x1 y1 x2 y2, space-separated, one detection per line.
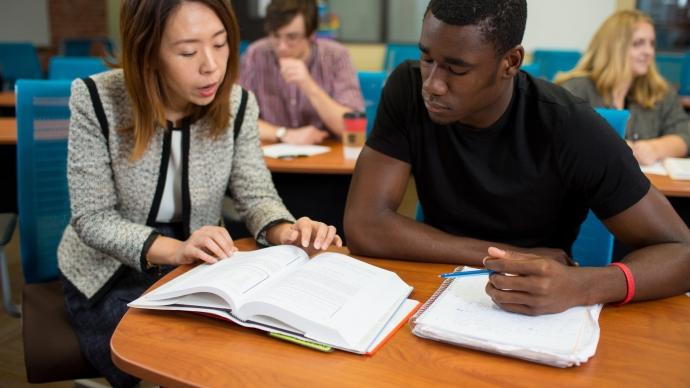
262 144 331 159
640 161 667 176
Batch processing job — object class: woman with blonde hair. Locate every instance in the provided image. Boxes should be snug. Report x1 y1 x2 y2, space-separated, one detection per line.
59 0 341 385
556 10 690 165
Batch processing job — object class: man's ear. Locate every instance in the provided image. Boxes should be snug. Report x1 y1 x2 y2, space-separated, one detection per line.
502 45 524 78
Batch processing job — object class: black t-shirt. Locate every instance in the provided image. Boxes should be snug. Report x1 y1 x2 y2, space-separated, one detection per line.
367 61 650 252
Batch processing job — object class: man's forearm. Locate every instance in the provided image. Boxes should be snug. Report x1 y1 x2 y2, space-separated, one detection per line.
258 119 279 142
346 209 547 266
300 80 350 135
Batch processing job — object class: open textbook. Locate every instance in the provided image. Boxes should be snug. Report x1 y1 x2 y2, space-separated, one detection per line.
410 267 603 367
129 245 419 355
639 158 690 180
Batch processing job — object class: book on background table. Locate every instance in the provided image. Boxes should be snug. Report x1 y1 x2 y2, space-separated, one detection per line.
129 245 419 355
639 161 668 176
262 143 331 159
663 157 690 180
410 267 602 367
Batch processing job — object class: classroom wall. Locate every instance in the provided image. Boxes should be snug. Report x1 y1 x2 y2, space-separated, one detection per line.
346 0 630 71
344 44 387 71
0 1 51 46
522 0 617 52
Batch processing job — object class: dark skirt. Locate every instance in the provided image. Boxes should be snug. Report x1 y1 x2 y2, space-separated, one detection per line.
61 222 180 387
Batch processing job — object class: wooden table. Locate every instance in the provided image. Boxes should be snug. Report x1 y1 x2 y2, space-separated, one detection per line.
111 238 690 387
263 140 356 174
0 91 14 108
0 118 16 144
647 173 690 197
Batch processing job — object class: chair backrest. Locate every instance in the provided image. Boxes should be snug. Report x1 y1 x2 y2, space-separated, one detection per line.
15 80 72 283
521 63 541 77
0 43 43 89
676 53 690 96
570 108 630 267
62 37 114 57
656 52 685 89
532 49 581 81
48 56 108 80
383 43 420 73
357 71 387 137
240 40 249 56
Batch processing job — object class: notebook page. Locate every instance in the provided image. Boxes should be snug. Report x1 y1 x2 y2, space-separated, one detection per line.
415 272 601 356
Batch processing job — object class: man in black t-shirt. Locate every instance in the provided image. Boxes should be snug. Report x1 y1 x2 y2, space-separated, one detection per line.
344 0 690 315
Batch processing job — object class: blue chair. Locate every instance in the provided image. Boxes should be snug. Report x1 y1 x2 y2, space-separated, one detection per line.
48 56 108 80
415 108 630 267
62 37 114 57
358 71 387 136
0 43 43 89
570 108 630 267
240 40 250 56
384 43 420 73
679 53 690 96
656 52 685 89
14 79 99 382
521 62 541 77
532 49 581 81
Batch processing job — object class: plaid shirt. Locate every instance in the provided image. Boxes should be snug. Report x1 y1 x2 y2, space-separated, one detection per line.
239 37 364 132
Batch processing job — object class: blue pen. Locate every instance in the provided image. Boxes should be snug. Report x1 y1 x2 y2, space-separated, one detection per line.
438 269 496 278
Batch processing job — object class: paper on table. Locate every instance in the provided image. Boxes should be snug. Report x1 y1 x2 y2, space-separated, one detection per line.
411 268 602 367
640 161 668 176
262 144 331 159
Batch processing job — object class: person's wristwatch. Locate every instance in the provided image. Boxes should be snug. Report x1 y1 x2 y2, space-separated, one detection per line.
275 126 287 142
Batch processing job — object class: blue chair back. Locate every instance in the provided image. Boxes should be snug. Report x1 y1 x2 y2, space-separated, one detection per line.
240 40 249 56
15 80 72 283
521 63 541 77
571 108 630 267
532 49 581 81
415 203 424 222
656 52 685 89
0 43 43 89
48 56 108 80
358 71 387 136
62 38 114 57
384 43 420 73
676 53 690 96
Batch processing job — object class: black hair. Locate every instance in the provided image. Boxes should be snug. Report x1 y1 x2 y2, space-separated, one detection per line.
425 0 527 56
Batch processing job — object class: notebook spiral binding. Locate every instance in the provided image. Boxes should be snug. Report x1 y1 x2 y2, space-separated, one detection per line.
409 266 463 327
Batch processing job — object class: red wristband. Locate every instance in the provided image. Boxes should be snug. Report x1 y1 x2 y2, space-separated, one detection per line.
609 262 635 305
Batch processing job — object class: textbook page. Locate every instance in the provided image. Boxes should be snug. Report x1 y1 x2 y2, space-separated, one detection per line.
663 157 690 180
639 161 667 176
237 252 414 351
412 269 602 367
141 245 309 311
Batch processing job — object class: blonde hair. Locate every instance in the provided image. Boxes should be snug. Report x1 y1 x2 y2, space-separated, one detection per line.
555 10 668 109
118 0 240 160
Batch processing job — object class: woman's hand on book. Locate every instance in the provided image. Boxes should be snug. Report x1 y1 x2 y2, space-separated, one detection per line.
482 247 586 316
173 226 238 265
267 217 343 252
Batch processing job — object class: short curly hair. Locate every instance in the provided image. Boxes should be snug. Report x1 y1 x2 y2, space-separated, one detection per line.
425 0 527 56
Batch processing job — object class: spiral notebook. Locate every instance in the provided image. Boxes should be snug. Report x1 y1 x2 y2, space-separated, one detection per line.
410 267 603 367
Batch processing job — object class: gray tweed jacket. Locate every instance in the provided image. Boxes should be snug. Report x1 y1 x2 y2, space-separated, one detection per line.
58 69 295 300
